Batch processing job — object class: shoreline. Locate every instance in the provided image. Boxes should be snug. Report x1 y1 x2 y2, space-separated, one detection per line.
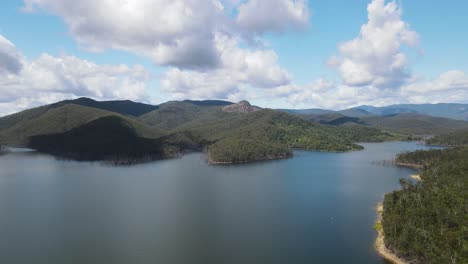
394 162 424 169
375 202 408 264
207 153 293 165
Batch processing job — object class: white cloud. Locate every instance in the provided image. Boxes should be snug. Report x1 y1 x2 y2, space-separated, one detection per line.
236 0 310 34
160 33 290 100
401 71 468 104
23 0 226 69
0 34 152 116
22 0 311 70
0 35 24 75
4 0 465 113
329 0 418 88
403 71 468 93
272 69 468 110
269 79 405 109
18 0 308 106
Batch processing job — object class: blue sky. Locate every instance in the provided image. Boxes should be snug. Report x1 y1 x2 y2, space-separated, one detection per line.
0 0 467 114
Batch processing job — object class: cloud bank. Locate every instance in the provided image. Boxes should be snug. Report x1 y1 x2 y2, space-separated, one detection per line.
0 0 466 115
0 34 151 115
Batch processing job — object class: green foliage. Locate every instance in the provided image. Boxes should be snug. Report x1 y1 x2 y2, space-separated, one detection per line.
396 149 446 166
61 97 159 117
333 125 403 142
172 109 367 162
209 138 291 163
426 129 468 146
374 221 383 232
362 113 468 135
138 101 221 130
383 147 468 264
0 104 162 145
28 116 174 165
0 98 403 164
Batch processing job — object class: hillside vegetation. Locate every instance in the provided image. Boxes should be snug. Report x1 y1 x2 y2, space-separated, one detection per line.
0 104 162 146
59 97 159 117
361 113 468 135
287 103 468 120
426 129 468 146
0 98 410 164
28 116 178 164
382 147 468 263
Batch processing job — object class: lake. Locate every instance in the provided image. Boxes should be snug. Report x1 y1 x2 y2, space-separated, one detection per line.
0 142 437 264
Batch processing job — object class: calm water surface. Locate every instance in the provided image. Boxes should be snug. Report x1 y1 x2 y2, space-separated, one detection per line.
0 142 438 264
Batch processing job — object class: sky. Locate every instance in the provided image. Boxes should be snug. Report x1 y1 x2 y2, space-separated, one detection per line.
0 0 467 115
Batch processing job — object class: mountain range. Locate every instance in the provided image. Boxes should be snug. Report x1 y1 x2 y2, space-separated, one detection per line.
284 103 468 121
1 98 467 164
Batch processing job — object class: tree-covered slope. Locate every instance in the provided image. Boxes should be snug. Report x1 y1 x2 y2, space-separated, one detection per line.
361 113 468 135
0 103 162 146
168 109 400 163
138 101 221 130
0 98 405 164
382 147 468 264
426 129 468 146
356 103 468 121
28 116 177 164
60 97 159 117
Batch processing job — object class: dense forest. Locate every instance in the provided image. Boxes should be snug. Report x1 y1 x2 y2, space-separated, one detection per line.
28 116 180 165
382 147 468 263
426 129 468 146
0 98 439 164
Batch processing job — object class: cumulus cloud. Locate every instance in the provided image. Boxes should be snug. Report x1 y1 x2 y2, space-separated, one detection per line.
401 71 468 104
329 0 418 88
161 33 290 100
22 0 311 70
7 0 467 112
0 35 24 75
273 70 468 110
23 0 226 69
236 0 310 34
0 34 151 116
19 0 308 105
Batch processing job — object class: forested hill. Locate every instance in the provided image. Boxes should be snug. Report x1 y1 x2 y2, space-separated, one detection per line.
0 98 402 164
382 147 467 263
60 97 159 117
426 129 468 146
28 116 177 164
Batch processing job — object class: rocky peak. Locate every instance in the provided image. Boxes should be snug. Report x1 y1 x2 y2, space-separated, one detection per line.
222 100 260 113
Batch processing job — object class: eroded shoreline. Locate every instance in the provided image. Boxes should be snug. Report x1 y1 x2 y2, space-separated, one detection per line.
375 203 408 264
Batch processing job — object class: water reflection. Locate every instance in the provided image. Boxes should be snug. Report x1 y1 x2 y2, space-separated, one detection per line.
0 142 438 264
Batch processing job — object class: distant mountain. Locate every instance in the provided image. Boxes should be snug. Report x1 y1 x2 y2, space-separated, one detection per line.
183 99 233 107
361 113 468 135
279 108 334 115
338 108 374 117
301 113 366 126
297 111 468 136
354 103 468 120
60 97 159 117
0 97 400 164
282 103 468 121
